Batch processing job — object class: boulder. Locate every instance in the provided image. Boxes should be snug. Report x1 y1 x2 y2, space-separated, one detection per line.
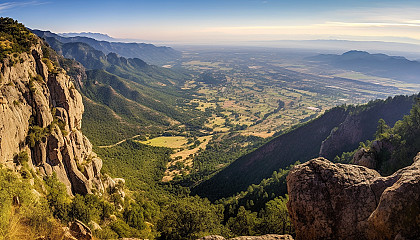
287 157 420 240
69 220 92 240
197 235 293 240
230 235 293 240
352 147 377 169
198 236 226 240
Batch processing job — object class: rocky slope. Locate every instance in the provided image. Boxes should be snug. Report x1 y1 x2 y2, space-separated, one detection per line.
287 157 420 240
0 39 103 195
319 95 413 160
198 234 294 240
33 29 181 65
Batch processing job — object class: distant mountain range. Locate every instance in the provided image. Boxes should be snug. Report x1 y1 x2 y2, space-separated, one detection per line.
32 29 181 65
29 28 201 146
307 50 420 83
59 32 117 42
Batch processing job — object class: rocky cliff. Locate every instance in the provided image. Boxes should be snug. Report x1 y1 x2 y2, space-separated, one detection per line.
0 40 103 195
319 95 413 160
287 157 420 240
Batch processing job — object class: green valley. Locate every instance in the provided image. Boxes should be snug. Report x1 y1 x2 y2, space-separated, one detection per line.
3 14 420 240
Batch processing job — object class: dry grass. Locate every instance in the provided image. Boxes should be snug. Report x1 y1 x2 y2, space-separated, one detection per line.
0 207 66 240
138 136 188 148
163 135 212 182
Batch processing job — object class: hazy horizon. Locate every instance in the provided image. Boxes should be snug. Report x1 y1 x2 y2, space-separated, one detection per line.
3 0 420 46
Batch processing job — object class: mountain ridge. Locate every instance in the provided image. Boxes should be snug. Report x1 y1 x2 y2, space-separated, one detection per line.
307 50 420 83
59 32 116 41
32 29 181 65
193 95 415 200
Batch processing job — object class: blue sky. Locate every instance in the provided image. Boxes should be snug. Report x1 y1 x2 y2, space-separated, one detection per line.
2 0 420 44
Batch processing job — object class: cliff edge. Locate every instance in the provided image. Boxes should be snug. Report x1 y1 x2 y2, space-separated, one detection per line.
0 27 103 195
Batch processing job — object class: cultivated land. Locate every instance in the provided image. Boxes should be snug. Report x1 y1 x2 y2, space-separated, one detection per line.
175 48 420 136
130 47 420 181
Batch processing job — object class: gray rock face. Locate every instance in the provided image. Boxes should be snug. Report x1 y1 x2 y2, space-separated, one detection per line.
352 140 395 170
198 236 227 240
319 114 362 159
197 235 293 240
287 157 420 240
352 147 377 169
0 43 103 195
230 235 293 240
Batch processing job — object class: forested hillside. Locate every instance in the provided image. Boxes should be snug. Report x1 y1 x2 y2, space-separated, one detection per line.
194 95 415 200
32 29 180 64
32 31 206 145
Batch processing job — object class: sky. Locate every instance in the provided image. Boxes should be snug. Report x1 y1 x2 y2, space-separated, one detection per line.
3 0 420 45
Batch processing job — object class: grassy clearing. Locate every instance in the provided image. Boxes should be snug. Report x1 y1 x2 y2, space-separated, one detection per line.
163 135 213 182
138 136 188 148
170 136 212 161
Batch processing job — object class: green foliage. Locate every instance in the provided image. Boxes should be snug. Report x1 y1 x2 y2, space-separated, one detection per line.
374 118 390 139
0 17 37 60
220 165 294 217
94 226 119 239
334 96 420 175
110 219 137 238
0 168 31 234
0 167 68 239
179 134 265 186
95 140 171 191
81 68 205 146
334 149 358 163
123 202 146 230
374 97 420 174
227 206 259 236
16 151 29 165
259 195 292 235
157 196 223 240
26 125 48 147
195 94 415 200
42 58 55 73
33 74 44 83
44 174 71 221
81 98 148 145
28 78 37 93
26 108 68 147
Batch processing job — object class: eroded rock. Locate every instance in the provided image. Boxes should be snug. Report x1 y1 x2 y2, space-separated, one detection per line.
69 220 92 240
197 235 293 240
287 157 420 240
0 42 103 195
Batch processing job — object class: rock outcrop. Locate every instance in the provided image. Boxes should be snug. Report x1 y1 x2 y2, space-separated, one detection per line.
287 157 420 240
198 235 293 240
319 114 362 159
352 140 395 171
68 220 93 240
0 41 103 195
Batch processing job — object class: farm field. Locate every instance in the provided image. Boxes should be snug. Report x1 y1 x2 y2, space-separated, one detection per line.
147 47 420 181
173 48 420 140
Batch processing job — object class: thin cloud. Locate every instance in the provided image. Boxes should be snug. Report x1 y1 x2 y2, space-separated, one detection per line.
0 1 48 12
199 20 420 43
